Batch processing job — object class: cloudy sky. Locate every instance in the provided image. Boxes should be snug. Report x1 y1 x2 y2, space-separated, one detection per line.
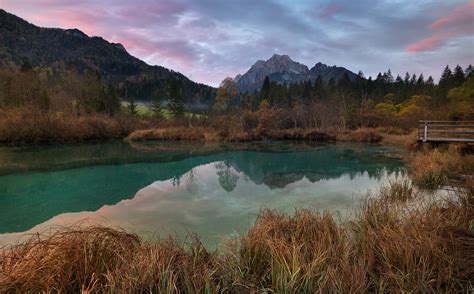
1 0 473 86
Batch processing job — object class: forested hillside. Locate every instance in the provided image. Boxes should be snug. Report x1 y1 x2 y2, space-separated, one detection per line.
0 9 215 107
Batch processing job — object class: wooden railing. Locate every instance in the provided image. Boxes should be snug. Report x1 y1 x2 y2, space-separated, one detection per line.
418 121 474 143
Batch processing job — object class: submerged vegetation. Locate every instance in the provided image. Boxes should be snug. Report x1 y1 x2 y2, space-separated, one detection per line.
1 166 472 292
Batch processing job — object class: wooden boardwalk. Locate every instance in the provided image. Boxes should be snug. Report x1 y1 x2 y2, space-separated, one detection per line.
417 120 474 143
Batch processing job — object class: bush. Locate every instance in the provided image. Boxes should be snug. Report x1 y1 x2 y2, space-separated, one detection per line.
409 148 474 189
0 107 151 145
242 110 259 131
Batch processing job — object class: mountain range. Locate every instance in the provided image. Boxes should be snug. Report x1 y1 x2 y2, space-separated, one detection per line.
0 9 215 108
0 9 360 106
235 54 359 93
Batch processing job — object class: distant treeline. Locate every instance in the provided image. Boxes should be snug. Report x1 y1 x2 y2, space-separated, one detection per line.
213 64 473 129
0 62 472 133
0 63 189 117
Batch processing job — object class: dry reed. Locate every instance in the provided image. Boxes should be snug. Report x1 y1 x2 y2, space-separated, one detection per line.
1 181 472 293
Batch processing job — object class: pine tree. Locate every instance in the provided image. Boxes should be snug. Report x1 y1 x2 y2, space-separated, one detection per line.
313 76 324 99
417 73 424 85
151 100 163 118
150 91 163 118
410 73 417 85
426 76 434 85
425 76 435 97
437 65 453 102
465 65 473 78
260 76 271 103
127 97 138 115
404 72 411 84
453 64 465 86
384 69 394 83
105 86 121 116
167 78 185 116
375 72 384 82
439 65 452 85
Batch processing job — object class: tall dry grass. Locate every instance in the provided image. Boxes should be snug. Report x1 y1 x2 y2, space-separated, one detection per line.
1 182 472 293
0 107 152 145
127 125 417 146
127 127 337 143
409 146 474 189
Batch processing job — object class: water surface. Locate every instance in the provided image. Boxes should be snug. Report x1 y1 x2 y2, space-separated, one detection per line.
0 141 405 246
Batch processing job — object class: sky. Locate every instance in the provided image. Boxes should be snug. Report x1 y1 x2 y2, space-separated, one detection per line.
1 0 473 86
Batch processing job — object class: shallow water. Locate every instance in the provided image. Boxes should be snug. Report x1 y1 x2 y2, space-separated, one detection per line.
0 141 405 247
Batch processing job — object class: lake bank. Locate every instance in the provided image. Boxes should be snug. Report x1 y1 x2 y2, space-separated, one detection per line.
0 106 417 147
1 177 472 292
0 140 472 292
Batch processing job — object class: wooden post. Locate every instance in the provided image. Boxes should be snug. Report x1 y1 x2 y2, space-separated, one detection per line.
423 122 428 142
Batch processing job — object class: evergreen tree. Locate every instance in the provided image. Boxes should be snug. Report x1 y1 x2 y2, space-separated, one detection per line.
375 72 384 82
417 73 424 85
151 100 163 118
167 78 185 116
439 65 453 85
453 64 465 86
127 97 138 115
465 65 473 78
404 72 411 84
425 76 435 97
437 65 453 102
313 76 324 99
426 76 434 85
260 76 271 103
337 72 352 94
410 73 417 85
104 85 121 116
384 69 394 83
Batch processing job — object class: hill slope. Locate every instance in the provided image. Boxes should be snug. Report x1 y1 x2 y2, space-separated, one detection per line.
0 9 215 108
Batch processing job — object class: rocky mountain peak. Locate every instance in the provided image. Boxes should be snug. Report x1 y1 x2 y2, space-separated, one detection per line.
235 54 358 93
312 62 328 71
235 54 312 92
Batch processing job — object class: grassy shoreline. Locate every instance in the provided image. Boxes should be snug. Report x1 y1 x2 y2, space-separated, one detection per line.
1 181 471 292
0 128 474 293
0 145 473 292
0 106 419 146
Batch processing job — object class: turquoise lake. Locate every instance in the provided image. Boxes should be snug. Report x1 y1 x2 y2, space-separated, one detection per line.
0 141 405 247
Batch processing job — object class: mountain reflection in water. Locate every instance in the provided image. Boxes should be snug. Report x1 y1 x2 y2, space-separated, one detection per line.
0 141 405 246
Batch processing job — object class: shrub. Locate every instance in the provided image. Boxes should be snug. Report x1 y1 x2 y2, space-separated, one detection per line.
0 107 151 145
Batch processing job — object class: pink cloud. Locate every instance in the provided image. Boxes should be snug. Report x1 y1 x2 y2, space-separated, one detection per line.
406 31 455 52
406 0 474 53
29 7 106 36
113 32 198 69
430 0 474 29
